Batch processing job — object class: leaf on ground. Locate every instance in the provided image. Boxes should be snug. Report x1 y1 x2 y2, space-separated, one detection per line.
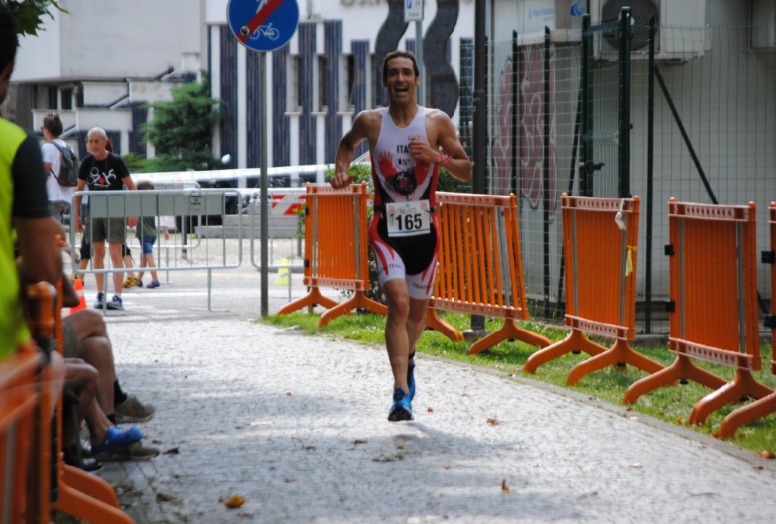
353 439 368 445
761 450 775 459
156 492 178 502
224 495 245 509
427 407 434 413
487 418 501 425
286 391 293 396
501 479 511 493
284 476 296 483
163 447 180 455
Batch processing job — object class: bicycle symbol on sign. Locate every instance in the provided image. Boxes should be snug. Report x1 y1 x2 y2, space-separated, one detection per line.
249 22 280 41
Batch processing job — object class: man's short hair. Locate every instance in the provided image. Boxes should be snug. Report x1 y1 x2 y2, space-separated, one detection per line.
0 9 18 73
43 112 64 137
87 127 108 140
382 50 420 82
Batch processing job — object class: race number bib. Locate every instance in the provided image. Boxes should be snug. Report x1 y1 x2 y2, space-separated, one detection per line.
386 200 431 237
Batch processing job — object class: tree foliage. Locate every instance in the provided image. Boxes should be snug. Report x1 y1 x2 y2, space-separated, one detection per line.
1 0 65 37
141 75 224 173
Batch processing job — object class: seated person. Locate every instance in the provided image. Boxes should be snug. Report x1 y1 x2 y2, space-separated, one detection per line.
61 277 155 424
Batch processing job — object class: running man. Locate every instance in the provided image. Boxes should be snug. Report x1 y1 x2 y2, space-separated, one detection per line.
331 50 472 421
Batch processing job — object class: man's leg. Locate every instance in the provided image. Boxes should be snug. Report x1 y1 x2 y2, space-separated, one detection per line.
91 240 106 294
383 279 412 394
108 241 124 295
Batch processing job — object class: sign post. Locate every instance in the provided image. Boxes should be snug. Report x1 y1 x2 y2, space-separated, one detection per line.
228 0 299 317
404 0 425 105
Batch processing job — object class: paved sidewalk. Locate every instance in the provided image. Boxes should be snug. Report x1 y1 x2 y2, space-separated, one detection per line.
74 248 776 523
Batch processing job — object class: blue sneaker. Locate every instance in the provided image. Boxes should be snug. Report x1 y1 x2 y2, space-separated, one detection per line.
407 352 416 401
90 425 143 453
146 280 160 289
106 294 123 310
388 387 414 422
93 292 105 309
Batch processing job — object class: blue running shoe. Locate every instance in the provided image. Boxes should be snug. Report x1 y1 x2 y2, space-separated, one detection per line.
388 387 414 422
407 351 416 400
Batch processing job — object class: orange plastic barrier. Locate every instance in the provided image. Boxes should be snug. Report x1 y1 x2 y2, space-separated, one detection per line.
278 183 387 326
0 340 42 524
427 192 551 354
626 200 772 430
26 280 135 523
524 195 663 384
715 202 776 437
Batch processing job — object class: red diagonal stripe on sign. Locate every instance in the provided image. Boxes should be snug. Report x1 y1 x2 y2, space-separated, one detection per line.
238 0 285 43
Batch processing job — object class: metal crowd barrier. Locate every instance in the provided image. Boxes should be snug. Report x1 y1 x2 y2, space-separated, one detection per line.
70 188 242 311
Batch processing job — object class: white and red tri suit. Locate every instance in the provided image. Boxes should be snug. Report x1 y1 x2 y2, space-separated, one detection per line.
370 106 440 299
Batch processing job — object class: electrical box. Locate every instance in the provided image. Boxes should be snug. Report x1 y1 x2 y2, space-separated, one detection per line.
591 0 710 61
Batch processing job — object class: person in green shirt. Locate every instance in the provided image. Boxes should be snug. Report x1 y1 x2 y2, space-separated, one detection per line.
0 9 63 360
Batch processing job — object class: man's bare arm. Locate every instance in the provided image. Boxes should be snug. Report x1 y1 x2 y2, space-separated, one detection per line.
14 217 64 285
331 110 376 189
435 114 472 183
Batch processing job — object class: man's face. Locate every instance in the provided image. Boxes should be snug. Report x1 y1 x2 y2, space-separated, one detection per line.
0 61 13 106
383 57 418 104
86 133 107 154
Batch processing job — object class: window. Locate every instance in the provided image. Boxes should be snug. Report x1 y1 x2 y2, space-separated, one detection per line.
318 55 328 111
60 87 73 110
344 54 356 110
288 55 302 111
371 54 383 107
47 86 57 109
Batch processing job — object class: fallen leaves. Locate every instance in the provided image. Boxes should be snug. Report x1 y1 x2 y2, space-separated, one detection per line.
501 479 511 493
487 418 501 425
760 450 775 460
223 495 245 509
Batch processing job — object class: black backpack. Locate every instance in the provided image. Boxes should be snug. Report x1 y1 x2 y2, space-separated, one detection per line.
50 141 79 187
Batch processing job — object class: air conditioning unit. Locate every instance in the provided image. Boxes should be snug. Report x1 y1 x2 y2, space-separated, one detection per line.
591 0 710 61
751 0 776 50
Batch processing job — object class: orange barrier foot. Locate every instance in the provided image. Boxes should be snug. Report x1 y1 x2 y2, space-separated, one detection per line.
61 462 119 507
425 309 463 342
55 481 135 524
624 353 726 404
719 389 776 439
689 368 774 427
319 290 387 327
277 286 339 316
468 318 552 355
523 328 606 374
567 338 663 386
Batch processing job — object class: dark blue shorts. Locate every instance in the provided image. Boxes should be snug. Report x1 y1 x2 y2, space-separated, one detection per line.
140 236 157 255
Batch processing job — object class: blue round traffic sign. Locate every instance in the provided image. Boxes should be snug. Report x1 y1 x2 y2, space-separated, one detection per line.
227 0 299 52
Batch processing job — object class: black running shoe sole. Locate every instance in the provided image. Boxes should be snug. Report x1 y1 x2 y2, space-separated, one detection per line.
388 406 414 422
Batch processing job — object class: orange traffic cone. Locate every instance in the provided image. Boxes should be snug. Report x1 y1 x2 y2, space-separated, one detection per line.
68 278 87 315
